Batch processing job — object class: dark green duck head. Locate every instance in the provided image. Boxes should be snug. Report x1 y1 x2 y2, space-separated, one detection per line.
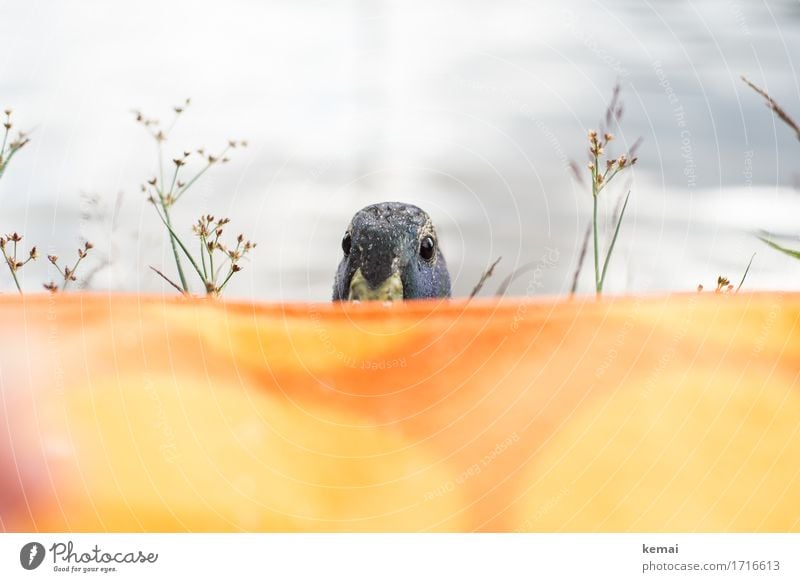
333 202 451 301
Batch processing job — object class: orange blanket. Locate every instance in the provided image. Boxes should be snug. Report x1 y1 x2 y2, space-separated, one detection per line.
1 293 798 531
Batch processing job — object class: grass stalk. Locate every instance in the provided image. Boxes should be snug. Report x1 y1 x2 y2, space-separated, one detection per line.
160 201 188 291
152 204 205 282
759 235 800 260
598 190 631 292
736 253 756 293
592 189 599 293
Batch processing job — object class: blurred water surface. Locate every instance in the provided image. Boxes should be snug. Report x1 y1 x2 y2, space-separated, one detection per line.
1 0 799 300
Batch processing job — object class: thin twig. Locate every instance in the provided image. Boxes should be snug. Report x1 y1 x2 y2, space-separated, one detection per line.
469 256 502 299
741 75 800 142
570 221 592 295
149 265 187 294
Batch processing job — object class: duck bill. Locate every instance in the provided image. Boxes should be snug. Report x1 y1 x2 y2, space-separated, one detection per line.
348 268 404 301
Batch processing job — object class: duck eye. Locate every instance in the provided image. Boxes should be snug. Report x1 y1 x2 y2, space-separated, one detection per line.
419 235 435 261
341 233 352 255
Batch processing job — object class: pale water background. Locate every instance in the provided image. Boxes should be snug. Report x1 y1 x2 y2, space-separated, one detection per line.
1 0 799 300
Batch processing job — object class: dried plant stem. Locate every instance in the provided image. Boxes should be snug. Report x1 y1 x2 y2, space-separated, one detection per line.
149 266 186 294
172 150 229 204
147 142 234 293
136 102 251 297
570 221 592 295
741 76 800 142
0 109 31 181
469 256 502 299
0 246 22 294
62 259 82 291
54 256 85 291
